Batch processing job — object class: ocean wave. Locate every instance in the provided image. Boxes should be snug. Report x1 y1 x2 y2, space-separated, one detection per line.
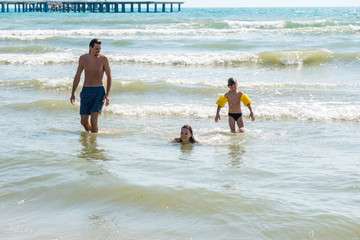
0 45 57 53
106 103 213 118
110 52 258 66
110 79 220 95
61 16 186 26
109 50 360 66
256 102 360 122
3 77 355 94
223 19 360 32
284 20 341 28
155 79 357 90
4 99 360 123
0 52 77 65
0 78 73 90
0 29 249 41
1 21 359 41
2 77 357 93
105 102 360 123
258 49 335 65
9 100 74 111
0 50 333 66
224 19 344 29
224 20 284 29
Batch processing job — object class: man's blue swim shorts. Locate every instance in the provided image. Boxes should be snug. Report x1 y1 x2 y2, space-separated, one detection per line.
80 86 105 115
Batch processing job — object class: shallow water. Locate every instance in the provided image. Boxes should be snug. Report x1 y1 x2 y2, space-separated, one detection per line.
1 7 360 240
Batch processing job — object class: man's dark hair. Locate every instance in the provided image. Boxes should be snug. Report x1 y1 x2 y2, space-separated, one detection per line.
89 38 102 48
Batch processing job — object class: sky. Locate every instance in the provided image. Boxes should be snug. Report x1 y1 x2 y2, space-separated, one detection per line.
183 0 360 8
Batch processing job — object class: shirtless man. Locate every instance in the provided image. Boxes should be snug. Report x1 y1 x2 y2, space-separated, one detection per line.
215 77 255 133
70 39 112 133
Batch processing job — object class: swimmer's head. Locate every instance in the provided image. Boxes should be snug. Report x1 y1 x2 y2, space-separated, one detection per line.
89 38 102 56
227 77 237 87
227 77 237 91
180 125 196 143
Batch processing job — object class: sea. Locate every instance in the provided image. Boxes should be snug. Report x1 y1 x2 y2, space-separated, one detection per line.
0 7 359 240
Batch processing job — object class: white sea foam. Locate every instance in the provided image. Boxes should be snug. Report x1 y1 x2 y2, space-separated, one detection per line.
349 25 360 31
4 77 355 92
0 52 258 66
161 79 357 89
106 103 213 118
116 49 357 66
104 101 360 123
1 21 358 42
256 102 360 122
0 28 251 41
162 78 224 88
0 52 77 65
224 20 285 29
110 52 258 66
36 77 73 89
2 49 352 66
287 19 339 27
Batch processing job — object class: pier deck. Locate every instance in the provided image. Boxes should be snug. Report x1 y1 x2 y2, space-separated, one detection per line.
0 1 184 13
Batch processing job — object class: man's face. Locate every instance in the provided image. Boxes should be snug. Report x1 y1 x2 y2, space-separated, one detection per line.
90 43 101 56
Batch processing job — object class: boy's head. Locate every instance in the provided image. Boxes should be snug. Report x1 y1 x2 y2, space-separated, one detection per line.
227 77 237 87
227 77 237 92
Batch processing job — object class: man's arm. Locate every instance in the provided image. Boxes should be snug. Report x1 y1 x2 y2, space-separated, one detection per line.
70 57 84 105
103 56 112 106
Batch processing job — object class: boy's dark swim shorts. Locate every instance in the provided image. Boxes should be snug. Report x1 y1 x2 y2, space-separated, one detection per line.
80 86 105 115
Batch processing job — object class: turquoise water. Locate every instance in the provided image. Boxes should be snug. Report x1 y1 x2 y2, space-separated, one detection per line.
1 8 360 239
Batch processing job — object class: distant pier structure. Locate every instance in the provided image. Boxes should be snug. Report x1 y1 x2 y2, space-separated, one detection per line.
0 1 184 13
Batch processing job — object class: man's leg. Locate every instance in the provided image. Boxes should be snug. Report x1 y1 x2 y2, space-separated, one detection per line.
80 115 92 132
90 112 100 133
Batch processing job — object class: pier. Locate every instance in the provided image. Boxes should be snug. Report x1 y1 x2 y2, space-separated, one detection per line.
0 1 184 13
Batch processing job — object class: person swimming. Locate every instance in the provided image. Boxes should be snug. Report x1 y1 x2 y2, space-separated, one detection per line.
173 125 199 143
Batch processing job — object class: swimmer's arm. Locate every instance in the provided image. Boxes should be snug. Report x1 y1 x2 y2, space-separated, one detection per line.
247 104 255 121
173 138 181 143
215 93 229 122
103 56 112 106
70 57 84 105
215 105 221 122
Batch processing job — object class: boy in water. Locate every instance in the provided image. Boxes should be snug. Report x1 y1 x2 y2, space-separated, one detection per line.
215 77 255 133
